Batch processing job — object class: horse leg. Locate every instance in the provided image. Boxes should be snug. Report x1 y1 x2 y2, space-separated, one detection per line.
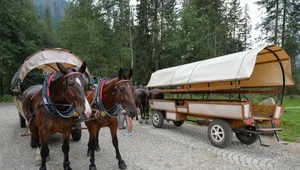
139 106 143 124
135 106 139 120
145 107 149 124
62 130 72 170
140 106 144 119
39 130 49 170
30 125 40 148
87 127 99 170
95 130 100 151
110 125 127 169
135 109 139 120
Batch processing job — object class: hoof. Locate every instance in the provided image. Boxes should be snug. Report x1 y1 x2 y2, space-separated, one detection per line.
95 144 100 152
89 166 97 170
35 159 41 166
119 160 127 169
35 148 41 166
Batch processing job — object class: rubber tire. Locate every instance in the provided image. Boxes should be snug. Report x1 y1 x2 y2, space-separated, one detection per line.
19 112 26 128
235 126 258 145
173 120 184 127
208 119 232 148
151 110 164 128
71 123 82 141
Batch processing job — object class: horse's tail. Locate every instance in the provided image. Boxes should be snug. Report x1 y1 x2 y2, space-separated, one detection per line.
159 92 164 99
141 90 147 108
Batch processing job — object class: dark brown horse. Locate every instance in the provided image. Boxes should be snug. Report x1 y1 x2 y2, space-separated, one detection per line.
133 87 149 123
148 89 164 100
85 68 137 170
21 62 92 170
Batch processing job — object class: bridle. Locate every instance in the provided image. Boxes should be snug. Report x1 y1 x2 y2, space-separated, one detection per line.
113 79 131 107
62 72 84 104
41 71 85 118
92 78 131 118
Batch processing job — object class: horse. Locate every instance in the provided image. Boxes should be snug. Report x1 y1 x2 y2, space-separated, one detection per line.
85 68 137 170
21 62 92 170
133 87 149 123
148 89 164 100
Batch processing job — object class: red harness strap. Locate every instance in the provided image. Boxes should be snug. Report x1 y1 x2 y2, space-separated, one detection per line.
100 79 107 100
47 74 55 97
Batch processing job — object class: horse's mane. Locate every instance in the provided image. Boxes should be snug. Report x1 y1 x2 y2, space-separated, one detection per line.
104 75 129 84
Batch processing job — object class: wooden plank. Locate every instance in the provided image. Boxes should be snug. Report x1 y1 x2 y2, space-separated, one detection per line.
253 117 272 121
257 128 282 132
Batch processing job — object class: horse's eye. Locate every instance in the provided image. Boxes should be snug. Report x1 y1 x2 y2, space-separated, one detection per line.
119 88 125 93
68 83 74 87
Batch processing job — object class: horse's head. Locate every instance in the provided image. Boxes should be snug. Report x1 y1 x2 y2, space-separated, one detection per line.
57 62 92 119
110 68 137 118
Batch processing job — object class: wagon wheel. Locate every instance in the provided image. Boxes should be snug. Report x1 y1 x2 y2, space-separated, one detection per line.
71 122 82 141
235 126 258 145
151 110 164 128
19 112 26 128
173 120 184 127
208 119 232 148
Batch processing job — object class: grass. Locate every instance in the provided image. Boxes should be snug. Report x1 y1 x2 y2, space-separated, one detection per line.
0 94 14 103
278 108 300 142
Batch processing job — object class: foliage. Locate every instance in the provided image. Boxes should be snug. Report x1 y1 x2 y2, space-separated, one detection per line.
33 0 68 30
0 0 52 95
57 0 132 78
255 0 300 94
0 95 13 103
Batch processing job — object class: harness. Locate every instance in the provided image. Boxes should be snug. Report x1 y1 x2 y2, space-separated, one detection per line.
91 78 128 118
41 72 76 118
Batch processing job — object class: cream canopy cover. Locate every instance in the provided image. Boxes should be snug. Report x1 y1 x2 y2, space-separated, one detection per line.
11 48 90 88
146 45 294 88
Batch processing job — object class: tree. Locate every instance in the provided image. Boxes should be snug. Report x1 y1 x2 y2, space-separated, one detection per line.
0 0 49 94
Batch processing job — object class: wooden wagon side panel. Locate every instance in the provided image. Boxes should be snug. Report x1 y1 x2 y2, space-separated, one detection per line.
187 101 250 120
149 99 176 112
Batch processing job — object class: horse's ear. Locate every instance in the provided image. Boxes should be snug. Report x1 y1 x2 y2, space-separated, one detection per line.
57 63 67 75
118 68 124 79
78 62 87 74
127 68 133 80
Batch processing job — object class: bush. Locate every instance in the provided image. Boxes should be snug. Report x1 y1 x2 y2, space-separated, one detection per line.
0 95 14 103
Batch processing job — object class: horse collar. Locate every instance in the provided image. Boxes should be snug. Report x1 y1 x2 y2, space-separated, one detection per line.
94 79 120 118
42 72 75 118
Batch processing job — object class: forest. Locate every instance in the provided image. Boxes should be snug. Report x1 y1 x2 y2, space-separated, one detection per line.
0 0 300 95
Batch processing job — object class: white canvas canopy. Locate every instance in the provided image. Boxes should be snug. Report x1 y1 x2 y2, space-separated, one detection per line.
11 48 90 89
146 45 294 89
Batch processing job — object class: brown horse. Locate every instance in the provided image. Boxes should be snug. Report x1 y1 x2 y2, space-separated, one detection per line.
133 87 149 123
148 89 164 100
21 62 92 170
85 68 137 170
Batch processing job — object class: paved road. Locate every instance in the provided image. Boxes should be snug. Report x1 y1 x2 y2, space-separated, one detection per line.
1 103 300 170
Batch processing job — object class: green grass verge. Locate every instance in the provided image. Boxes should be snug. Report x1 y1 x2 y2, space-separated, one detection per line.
0 95 14 103
278 108 300 142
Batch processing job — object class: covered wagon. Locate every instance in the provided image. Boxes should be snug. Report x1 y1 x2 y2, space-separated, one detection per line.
11 48 91 142
146 45 294 148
